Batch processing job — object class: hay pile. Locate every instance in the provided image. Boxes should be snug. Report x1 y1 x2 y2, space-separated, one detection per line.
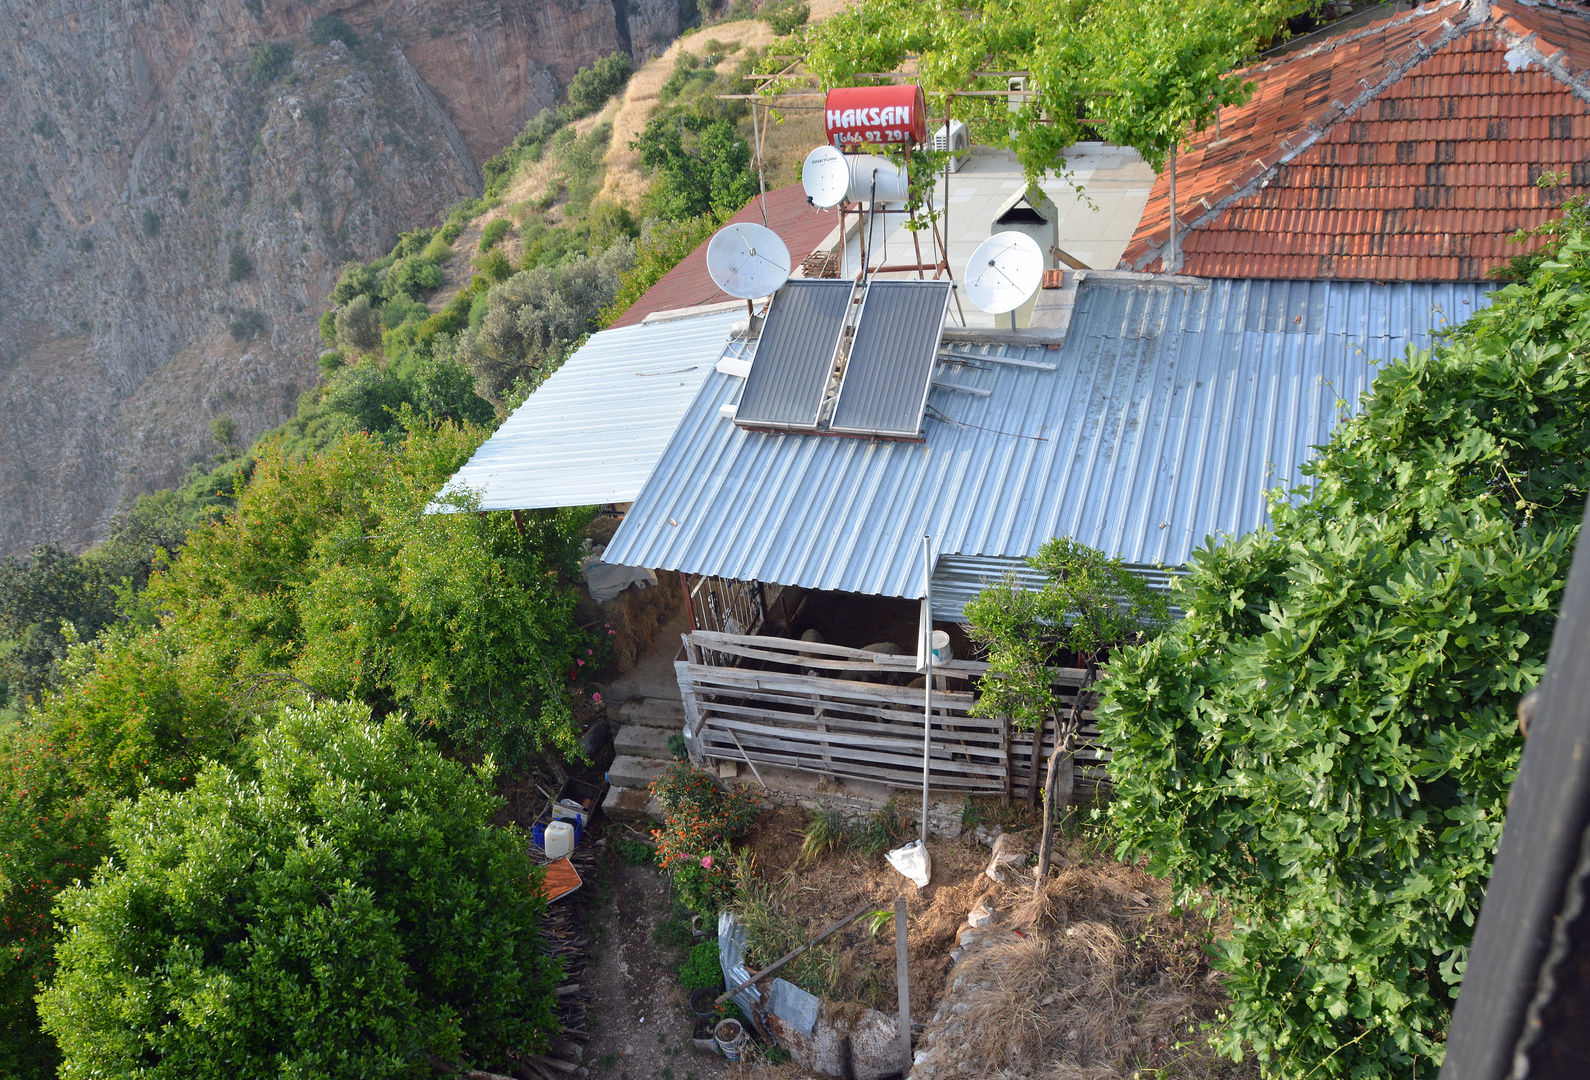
909 839 1257 1080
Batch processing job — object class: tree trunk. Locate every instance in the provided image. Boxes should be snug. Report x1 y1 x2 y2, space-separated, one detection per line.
1024 716 1046 808
1035 675 1094 893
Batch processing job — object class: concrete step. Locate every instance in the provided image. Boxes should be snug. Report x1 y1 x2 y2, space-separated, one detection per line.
614 724 675 760
602 784 664 823
606 754 672 791
618 697 687 729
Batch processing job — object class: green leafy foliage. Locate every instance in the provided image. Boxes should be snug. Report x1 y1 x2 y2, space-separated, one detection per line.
454 241 634 404
0 547 117 706
599 214 721 328
679 939 725 992
633 111 757 221
800 0 1300 180
1097 231 1590 1077
229 309 265 342
567 52 635 118
480 218 513 252
0 624 245 1080
248 41 291 83
226 244 253 282
39 700 562 1079
649 765 759 919
759 0 809 35
143 422 595 767
483 109 566 197
966 537 1168 732
309 14 356 48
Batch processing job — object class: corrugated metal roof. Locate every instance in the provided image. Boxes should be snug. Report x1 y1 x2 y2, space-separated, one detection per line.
603 276 1492 596
831 281 954 437
929 554 1185 623
436 311 743 511
1123 0 1590 280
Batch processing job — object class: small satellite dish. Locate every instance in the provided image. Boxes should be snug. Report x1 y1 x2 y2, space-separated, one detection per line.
706 222 791 299
802 145 850 209
964 231 1045 314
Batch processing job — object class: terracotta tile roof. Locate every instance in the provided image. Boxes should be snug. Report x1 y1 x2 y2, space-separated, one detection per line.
607 184 840 328
1122 0 1590 280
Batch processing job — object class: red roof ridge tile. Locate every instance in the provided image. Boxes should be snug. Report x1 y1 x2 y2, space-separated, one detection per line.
1121 0 1590 280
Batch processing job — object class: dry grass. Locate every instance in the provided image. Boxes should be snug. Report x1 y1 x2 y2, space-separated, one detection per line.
602 0 858 208
920 835 1258 1080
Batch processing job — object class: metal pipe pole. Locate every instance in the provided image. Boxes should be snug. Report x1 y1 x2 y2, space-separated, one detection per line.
921 534 933 846
752 103 769 228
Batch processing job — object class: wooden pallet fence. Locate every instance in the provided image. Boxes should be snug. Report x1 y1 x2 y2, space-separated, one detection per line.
676 631 1110 796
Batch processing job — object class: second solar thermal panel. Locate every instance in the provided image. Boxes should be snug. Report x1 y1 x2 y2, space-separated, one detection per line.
830 280 954 437
734 279 854 429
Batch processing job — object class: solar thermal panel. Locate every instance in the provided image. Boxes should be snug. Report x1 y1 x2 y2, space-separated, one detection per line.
734 279 854 429
829 280 953 437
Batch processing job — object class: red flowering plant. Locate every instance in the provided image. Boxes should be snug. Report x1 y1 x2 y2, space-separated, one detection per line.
648 763 759 919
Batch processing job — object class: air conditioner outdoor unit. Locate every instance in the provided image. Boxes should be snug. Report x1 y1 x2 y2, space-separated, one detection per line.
933 120 970 173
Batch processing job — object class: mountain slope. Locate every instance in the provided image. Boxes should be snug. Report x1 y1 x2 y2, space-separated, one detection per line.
0 0 679 556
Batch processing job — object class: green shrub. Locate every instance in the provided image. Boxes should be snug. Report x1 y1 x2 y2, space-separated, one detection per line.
226 244 253 282
331 261 379 304
317 350 344 377
390 228 435 259
309 14 356 47
567 52 634 118
140 209 160 236
249 41 291 82
228 309 264 342
476 247 514 283
420 232 454 263
759 0 809 35
479 218 512 252
38 701 564 1078
1100 229 1590 1077
318 308 337 345
334 295 379 352
599 214 720 327
382 258 444 299
440 221 464 244
798 806 848 866
667 731 688 760
680 939 724 992
616 836 658 865
649 764 759 919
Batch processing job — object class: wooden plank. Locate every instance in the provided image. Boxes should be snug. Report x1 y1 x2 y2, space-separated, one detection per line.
695 738 1005 792
691 684 1004 732
675 660 705 739
702 720 1007 776
682 664 978 709
696 700 1005 747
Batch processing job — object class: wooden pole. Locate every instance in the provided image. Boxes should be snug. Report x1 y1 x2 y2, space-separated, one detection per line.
895 897 912 1073
751 103 769 228
716 902 875 1005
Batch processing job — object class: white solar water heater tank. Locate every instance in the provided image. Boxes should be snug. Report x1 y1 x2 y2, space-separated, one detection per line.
933 121 970 173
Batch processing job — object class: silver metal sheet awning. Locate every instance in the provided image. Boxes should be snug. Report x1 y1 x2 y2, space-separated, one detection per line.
434 311 741 511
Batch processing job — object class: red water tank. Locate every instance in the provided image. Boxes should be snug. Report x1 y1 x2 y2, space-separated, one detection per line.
824 84 928 149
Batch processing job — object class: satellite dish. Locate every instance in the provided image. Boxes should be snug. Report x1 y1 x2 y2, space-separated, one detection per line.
802 145 850 209
964 231 1045 314
706 222 791 299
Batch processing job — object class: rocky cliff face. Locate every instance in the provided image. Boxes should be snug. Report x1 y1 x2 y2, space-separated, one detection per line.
0 0 677 555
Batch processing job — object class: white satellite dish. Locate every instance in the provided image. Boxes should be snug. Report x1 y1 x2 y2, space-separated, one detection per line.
705 222 791 299
802 145 851 209
964 231 1045 315
803 145 910 208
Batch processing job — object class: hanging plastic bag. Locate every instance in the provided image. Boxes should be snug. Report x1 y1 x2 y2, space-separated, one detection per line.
886 839 931 888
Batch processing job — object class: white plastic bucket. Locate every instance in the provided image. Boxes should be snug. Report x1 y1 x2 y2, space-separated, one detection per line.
714 1018 747 1061
930 630 953 665
543 820 576 860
